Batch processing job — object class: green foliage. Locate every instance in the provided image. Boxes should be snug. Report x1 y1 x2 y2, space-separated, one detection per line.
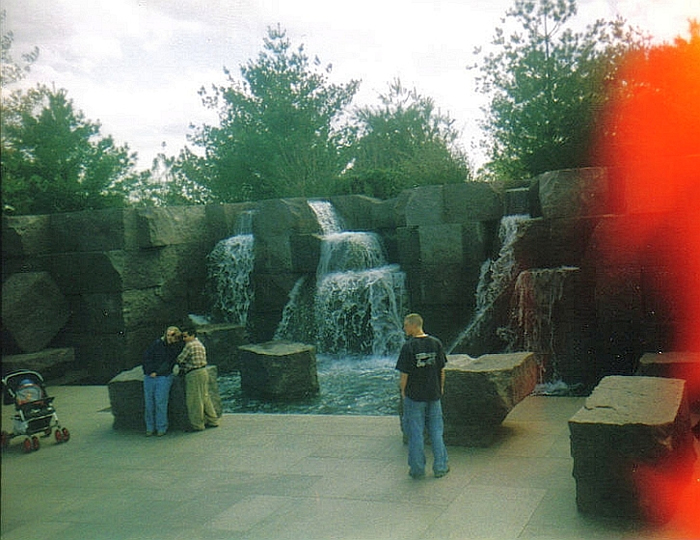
475 0 646 183
1 10 39 86
185 25 359 202
337 79 472 198
126 152 213 207
1 85 137 214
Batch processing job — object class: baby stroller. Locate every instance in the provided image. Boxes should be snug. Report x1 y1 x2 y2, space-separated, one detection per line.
1 370 70 453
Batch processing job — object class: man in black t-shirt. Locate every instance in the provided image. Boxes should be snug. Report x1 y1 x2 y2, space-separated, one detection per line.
395 313 449 479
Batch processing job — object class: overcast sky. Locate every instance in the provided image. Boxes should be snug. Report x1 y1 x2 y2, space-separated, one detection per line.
2 0 697 170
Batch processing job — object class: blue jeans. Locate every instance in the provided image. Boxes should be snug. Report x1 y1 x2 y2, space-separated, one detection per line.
402 397 448 476
143 374 173 433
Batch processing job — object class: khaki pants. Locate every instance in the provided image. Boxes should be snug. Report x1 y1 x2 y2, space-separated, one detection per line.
184 368 219 430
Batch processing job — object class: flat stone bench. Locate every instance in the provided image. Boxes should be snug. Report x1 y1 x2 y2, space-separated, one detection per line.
442 352 539 446
107 365 222 431
569 376 696 521
636 352 700 409
238 341 319 401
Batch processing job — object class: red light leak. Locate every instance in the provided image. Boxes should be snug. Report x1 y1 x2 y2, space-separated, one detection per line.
595 25 700 535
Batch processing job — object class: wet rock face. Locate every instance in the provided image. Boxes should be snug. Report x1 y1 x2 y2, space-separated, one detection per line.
442 352 539 446
107 365 222 431
238 341 319 401
2 271 70 353
568 376 696 521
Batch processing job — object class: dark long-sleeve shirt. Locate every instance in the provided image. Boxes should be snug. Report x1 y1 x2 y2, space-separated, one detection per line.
143 338 183 376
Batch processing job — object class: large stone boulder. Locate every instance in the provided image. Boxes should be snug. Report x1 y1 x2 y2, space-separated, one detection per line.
2 271 71 353
107 365 222 431
238 341 319 400
537 167 615 219
442 352 539 446
569 376 696 521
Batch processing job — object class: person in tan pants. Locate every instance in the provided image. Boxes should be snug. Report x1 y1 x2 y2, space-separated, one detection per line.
176 328 219 431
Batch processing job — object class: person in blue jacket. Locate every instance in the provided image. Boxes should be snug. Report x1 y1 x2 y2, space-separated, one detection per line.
142 326 183 436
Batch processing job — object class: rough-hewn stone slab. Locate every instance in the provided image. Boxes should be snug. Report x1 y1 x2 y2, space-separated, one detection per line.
442 352 539 446
636 352 700 408
1 347 75 380
569 376 696 520
405 185 444 227
443 182 504 223
538 167 613 219
2 271 70 353
107 365 221 431
2 214 52 257
136 206 210 248
238 341 319 400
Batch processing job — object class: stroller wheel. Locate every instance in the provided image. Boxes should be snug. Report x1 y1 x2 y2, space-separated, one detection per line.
55 429 63 443
22 438 33 453
61 428 70 442
31 436 40 451
0 431 9 450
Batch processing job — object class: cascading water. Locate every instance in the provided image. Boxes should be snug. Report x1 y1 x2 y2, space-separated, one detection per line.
206 211 256 326
447 214 530 354
506 266 583 394
276 200 407 357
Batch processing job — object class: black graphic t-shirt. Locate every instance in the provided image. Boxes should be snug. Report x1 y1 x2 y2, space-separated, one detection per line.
395 335 447 401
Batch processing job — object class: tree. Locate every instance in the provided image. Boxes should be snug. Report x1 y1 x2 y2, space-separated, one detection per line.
126 152 214 207
1 10 39 86
185 25 359 202
339 79 471 199
475 0 645 183
1 85 137 214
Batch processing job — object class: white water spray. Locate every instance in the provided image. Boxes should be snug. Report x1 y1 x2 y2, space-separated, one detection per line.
447 214 530 353
206 211 256 326
276 201 406 355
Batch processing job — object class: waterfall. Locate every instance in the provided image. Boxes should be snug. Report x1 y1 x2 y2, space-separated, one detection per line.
447 214 529 353
206 211 256 326
309 199 345 234
275 201 406 356
507 266 580 385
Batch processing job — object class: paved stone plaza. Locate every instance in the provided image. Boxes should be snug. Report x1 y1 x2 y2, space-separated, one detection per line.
2 386 698 539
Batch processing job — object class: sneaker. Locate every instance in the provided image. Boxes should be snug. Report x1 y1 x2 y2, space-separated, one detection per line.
205 423 219 429
145 431 154 437
409 470 426 479
156 431 166 437
434 466 450 478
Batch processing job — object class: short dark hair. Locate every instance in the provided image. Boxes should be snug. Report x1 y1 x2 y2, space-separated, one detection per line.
181 326 197 337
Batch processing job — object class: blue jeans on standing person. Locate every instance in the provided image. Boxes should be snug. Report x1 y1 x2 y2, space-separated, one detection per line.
143 374 173 435
402 397 449 477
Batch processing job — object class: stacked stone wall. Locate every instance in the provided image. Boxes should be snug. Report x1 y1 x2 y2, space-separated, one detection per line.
3 166 696 386
2 204 253 382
